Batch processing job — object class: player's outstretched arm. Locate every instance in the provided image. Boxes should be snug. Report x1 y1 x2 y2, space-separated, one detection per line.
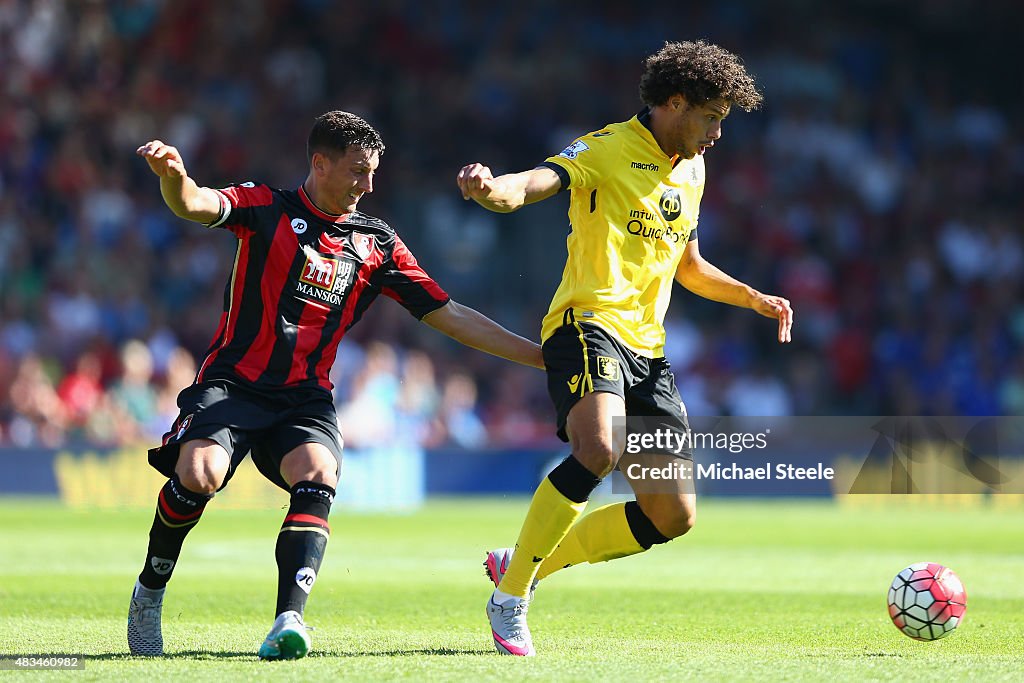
675 238 793 343
421 300 544 369
456 164 562 213
136 140 223 224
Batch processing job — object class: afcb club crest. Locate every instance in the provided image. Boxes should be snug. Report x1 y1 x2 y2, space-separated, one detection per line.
351 232 375 260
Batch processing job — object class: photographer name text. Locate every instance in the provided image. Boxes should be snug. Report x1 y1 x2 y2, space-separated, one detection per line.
626 461 835 481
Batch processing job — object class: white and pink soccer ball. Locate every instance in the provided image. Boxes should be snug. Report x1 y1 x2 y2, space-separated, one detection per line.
887 562 967 641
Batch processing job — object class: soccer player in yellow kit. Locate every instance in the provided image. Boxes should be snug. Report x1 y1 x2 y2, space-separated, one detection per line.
457 40 794 656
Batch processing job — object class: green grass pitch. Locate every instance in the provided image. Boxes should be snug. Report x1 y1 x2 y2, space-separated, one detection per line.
1 497 1022 681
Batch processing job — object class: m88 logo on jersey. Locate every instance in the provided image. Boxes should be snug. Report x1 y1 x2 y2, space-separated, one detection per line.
300 251 341 291
297 248 355 307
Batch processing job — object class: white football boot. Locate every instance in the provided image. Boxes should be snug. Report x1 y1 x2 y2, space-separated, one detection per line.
127 581 165 656
258 610 311 661
486 590 535 656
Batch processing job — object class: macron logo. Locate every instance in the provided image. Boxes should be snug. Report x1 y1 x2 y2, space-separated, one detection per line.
631 161 659 172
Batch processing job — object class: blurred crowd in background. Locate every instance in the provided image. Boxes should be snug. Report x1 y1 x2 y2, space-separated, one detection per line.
1 0 1022 449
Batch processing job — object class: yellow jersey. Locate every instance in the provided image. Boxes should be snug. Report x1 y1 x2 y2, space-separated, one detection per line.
540 111 704 357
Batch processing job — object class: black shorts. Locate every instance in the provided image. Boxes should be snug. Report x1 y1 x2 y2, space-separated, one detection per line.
148 379 343 491
543 313 691 459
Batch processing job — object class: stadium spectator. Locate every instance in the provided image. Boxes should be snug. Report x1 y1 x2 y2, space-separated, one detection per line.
56 349 105 433
336 341 401 448
152 345 198 439
108 339 159 443
436 372 488 449
4 353 66 448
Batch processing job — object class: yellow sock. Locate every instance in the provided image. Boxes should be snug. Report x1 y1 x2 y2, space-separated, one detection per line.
536 503 644 580
496 478 587 597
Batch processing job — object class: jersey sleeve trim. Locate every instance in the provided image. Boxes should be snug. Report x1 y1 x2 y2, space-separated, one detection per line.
407 294 451 321
204 190 232 229
377 235 451 319
219 183 275 209
537 162 569 193
688 228 698 242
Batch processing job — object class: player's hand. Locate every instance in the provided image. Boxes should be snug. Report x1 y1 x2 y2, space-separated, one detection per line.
456 163 498 201
751 293 793 343
136 140 187 179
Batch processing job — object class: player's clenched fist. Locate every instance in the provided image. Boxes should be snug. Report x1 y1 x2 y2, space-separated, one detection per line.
136 140 187 179
456 163 496 200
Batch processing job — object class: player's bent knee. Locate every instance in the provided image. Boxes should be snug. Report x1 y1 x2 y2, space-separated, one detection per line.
573 446 618 478
176 464 224 495
175 440 228 495
280 443 340 489
646 503 696 540
665 509 696 539
281 462 338 489
296 466 338 488
569 435 620 477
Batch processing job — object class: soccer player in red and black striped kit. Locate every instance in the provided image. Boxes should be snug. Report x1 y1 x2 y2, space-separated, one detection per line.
128 111 543 660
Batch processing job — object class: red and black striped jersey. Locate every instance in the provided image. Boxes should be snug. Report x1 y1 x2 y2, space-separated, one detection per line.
195 182 449 393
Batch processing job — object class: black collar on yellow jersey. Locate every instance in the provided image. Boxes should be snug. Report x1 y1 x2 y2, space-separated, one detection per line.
636 107 681 168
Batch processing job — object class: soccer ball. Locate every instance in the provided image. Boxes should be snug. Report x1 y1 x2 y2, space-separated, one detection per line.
887 562 967 641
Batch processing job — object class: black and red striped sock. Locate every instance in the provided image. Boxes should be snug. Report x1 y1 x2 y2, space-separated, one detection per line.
275 481 334 617
139 474 211 589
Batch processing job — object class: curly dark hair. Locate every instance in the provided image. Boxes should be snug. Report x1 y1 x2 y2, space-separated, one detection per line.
307 110 385 162
639 40 763 111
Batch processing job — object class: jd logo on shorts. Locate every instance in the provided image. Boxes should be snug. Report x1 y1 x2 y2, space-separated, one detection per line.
597 356 620 381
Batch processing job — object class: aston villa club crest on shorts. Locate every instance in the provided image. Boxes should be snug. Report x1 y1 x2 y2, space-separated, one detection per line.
351 232 375 260
597 355 621 381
